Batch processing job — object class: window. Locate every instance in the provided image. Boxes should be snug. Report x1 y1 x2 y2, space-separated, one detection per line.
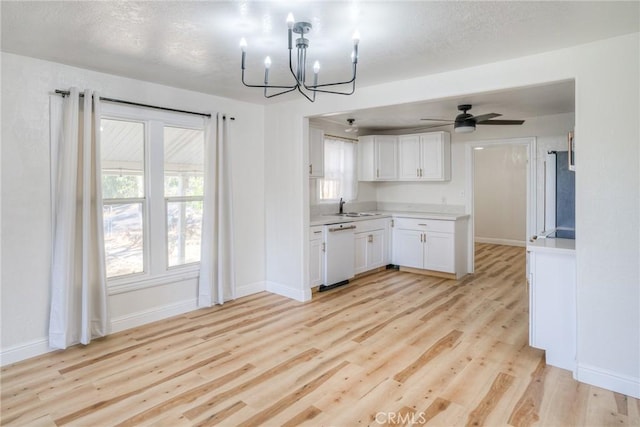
101 119 145 278
100 104 205 284
164 126 204 267
319 136 357 201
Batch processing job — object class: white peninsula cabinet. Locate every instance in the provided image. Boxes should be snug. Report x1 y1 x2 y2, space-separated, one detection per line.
527 239 576 372
354 218 391 275
358 135 398 181
309 225 325 287
392 216 468 279
398 132 451 181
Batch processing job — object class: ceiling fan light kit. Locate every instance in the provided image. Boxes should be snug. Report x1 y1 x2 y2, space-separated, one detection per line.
239 13 360 102
345 118 359 133
422 104 525 133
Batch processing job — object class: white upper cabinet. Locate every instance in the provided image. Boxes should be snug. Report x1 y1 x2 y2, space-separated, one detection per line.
358 135 398 181
398 131 451 181
309 127 324 178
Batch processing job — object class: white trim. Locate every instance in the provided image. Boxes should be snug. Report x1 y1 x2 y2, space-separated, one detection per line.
576 363 640 399
108 268 199 295
236 281 266 298
266 281 312 302
110 298 198 334
465 137 537 273
1 338 52 367
474 237 526 247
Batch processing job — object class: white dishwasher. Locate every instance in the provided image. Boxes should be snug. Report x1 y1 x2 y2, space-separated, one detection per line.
320 222 356 292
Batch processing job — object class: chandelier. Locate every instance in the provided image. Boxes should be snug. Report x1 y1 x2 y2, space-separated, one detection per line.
240 13 360 102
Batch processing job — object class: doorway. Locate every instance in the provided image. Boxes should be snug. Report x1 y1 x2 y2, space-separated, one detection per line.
464 138 536 273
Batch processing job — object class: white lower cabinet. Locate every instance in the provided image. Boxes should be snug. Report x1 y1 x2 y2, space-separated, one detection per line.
353 218 390 275
309 226 324 287
527 244 576 372
392 216 467 278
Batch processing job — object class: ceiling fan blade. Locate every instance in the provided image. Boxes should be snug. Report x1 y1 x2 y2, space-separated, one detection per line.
472 113 501 123
414 123 453 130
477 119 525 125
420 118 453 122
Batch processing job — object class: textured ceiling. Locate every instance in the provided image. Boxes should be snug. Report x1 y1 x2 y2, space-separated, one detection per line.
2 1 638 106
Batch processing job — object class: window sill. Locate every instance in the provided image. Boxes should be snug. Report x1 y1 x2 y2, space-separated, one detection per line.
108 267 200 296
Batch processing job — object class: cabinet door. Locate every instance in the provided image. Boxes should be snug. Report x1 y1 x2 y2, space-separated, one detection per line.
354 233 368 275
392 229 423 269
375 136 398 180
357 137 375 181
309 127 324 178
420 132 451 181
424 231 454 273
398 135 421 180
368 229 385 269
309 237 324 287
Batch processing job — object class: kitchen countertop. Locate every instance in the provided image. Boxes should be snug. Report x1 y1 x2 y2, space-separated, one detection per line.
310 211 469 226
527 237 575 254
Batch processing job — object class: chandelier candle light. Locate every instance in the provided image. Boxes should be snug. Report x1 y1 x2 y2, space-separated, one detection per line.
240 12 360 102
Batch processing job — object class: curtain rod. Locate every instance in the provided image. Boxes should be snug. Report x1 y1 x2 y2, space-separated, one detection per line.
325 133 359 142
54 89 212 118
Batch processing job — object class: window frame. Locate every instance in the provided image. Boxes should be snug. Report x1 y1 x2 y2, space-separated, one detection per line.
100 102 205 294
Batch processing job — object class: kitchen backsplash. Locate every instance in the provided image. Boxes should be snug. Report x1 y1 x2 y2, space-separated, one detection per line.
310 201 465 217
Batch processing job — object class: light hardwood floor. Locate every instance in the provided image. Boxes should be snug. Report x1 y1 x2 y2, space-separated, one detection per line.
2 243 639 426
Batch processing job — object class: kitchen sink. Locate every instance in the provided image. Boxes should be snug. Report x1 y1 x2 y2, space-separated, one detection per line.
330 212 380 217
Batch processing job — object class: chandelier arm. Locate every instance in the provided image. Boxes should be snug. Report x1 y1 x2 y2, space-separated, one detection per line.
304 64 357 90
296 85 316 102
264 86 299 98
242 69 297 90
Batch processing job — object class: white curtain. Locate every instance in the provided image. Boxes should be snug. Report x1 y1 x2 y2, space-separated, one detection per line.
49 88 109 349
320 137 358 201
198 113 235 306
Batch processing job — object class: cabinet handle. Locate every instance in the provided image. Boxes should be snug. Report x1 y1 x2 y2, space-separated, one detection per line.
376 168 379 178
423 233 426 242
420 168 423 177
313 230 322 234
368 234 373 243
309 164 312 175
418 223 427 226
417 168 420 177
391 219 394 228
420 234 424 243
322 242 326 252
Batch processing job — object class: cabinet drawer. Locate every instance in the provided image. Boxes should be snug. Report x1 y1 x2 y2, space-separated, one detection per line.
310 226 324 240
354 218 389 234
394 217 454 233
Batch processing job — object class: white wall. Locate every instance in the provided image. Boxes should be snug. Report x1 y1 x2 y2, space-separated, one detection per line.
0 52 266 363
264 33 639 397
474 144 528 245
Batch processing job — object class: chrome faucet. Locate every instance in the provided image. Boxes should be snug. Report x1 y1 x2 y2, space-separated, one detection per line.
339 197 345 214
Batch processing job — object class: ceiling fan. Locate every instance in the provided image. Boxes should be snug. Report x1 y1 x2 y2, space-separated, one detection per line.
420 104 525 133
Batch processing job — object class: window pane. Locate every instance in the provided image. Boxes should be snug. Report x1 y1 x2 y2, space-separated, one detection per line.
164 127 204 197
101 119 144 199
103 203 144 278
167 200 203 267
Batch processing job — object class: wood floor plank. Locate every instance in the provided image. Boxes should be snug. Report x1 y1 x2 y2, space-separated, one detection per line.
2 244 638 426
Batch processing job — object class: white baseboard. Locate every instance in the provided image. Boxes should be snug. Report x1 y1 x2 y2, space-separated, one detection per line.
1 338 52 367
110 298 198 334
576 363 640 399
236 281 266 298
266 281 312 302
475 237 526 247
